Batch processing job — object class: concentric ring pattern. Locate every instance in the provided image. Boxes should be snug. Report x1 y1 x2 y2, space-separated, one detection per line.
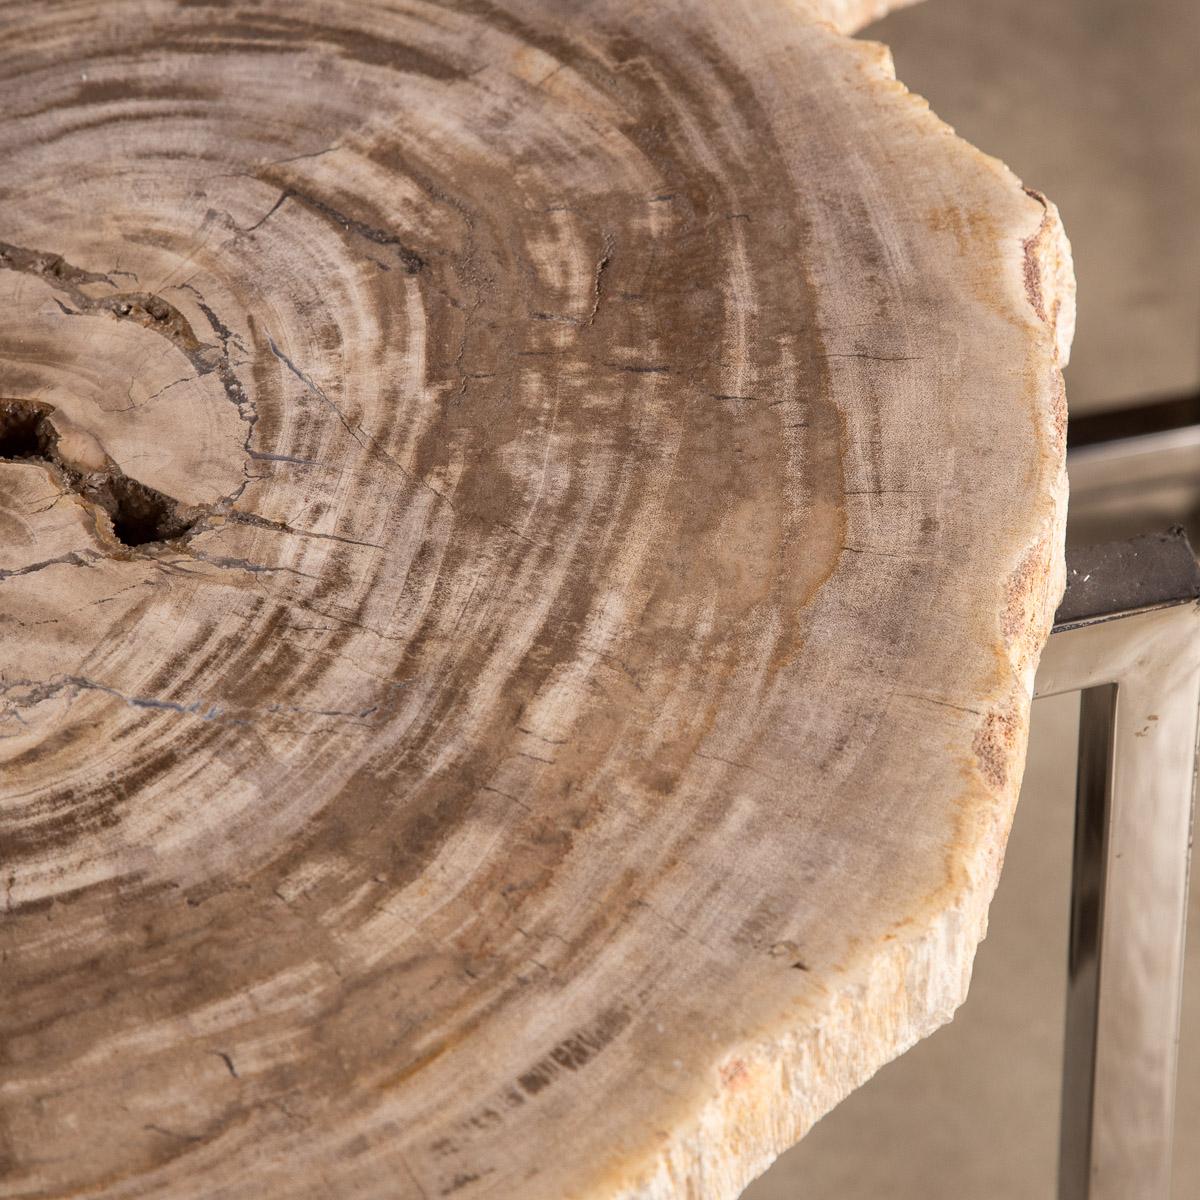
0 2 1069 1197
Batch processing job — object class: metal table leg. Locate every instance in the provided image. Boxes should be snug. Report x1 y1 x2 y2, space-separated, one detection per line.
1034 530 1200 1200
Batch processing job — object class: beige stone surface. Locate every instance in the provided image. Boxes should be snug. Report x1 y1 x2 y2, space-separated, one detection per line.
1 2 1069 1197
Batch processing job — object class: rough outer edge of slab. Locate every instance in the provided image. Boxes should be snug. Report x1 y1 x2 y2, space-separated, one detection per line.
595 32 1075 1200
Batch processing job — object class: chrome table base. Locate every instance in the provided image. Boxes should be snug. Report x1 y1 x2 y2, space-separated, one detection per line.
1035 530 1200 1200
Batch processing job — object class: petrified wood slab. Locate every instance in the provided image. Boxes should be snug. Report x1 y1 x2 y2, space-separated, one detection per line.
0 2 1072 1197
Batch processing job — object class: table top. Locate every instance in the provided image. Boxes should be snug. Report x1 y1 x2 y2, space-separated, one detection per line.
0 2 1071 1197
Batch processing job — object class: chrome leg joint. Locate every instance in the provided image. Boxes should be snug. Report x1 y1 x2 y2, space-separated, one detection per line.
1035 529 1200 1200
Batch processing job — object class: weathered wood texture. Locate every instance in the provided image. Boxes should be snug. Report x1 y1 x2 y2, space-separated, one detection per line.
0 2 1072 1197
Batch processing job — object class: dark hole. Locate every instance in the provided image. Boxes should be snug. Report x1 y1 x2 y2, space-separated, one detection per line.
0 397 194 548
0 399 53 460
103 475 194 547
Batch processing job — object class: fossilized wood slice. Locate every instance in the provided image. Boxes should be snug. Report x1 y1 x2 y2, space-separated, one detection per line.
0 1 1071 1197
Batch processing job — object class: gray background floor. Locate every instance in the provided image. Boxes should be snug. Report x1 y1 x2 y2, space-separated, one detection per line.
745 0 1200 1194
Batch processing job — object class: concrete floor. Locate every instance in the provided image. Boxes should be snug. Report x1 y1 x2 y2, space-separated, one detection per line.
745 2 1200 1193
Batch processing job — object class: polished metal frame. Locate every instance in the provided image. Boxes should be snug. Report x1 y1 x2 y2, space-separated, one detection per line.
1034 532 1200 1200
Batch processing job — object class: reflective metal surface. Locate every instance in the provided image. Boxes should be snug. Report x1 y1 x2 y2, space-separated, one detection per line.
1067 428 1200 546
1036 597 1200 1199
1057 683 1117 1200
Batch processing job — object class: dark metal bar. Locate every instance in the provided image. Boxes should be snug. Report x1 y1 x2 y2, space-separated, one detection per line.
1054 527 1200 630
1067 390 1200 451
1058 683 1117 1200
